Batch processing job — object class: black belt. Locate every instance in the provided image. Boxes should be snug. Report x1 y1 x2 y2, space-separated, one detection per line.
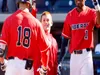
74 48 91 54
8 56 33 70
8 56 27 60
8 56 15 60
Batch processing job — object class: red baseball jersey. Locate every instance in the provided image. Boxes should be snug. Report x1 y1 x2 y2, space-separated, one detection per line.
62 6 99 53
34 33 58 75
0 9 50 67
31 8 37 18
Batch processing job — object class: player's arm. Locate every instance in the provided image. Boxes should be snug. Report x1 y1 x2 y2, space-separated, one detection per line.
58 36 69 75
0 43 6 63
36 19 50 75
92 0 100 24
54 42 58 75
31 0 37 18
0 43 7 71
58 36 69 64
0 43 6 57
59 14 71 63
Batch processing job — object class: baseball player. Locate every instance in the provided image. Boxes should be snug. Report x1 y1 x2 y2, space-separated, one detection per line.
31 11 58 75
39 11 58 75
62 0 100 75
0 0 50 75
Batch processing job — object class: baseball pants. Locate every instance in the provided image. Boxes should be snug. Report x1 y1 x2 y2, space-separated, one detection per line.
70 49 94 75
5 57 34 75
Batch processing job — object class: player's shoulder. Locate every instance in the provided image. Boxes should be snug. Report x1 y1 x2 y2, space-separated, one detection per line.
85 6 95 12
67 7 76 16
4 10 18 22
4 15 14 24
69 7 76 13
33 17 42 27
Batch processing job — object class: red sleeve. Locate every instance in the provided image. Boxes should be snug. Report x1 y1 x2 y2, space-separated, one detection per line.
62 14 71 38
36 19 50 68
0 19 9 44
91 9 100 28
54 40 58 75
47 36 58 73
41 49 50 69
31 8 37 18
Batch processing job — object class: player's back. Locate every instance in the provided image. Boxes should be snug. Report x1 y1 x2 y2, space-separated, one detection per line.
3 9 39 59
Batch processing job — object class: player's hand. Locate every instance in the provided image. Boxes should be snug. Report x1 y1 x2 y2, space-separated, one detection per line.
57 63 62 75
1 62 6 71
37 65 47 75
0 58 6 71
32 0 36 10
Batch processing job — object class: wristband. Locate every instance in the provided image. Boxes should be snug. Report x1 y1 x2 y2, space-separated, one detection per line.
37 66 47 74
40 66 47 72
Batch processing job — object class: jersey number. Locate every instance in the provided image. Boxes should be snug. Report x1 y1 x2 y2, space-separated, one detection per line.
84 30 88 40
16 26 31 48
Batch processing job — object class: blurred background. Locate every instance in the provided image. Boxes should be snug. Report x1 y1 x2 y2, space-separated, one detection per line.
0 0 100 75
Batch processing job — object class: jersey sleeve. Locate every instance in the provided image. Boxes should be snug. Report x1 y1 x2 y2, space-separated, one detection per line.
53 38 58 75
31 8 37 18
91 9 100 28
36 19 50 68
0 19 9 45
62 14 71 38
